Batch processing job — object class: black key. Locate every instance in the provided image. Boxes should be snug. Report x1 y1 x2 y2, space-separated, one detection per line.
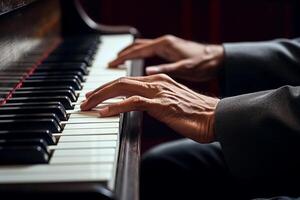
0 119 62 133
0 139 49 164
36 63 89 75
22 79 82 90
43 55 94 66
52 48 95 55
0 113 61 125
8 96 74 110
0 138 49 152
27 75 83 84
0 130 56 145
0 75 24 80
0 105 68 121
1 102 69 118
1 101 65 109
10 90 77 102
0 146 49 164
0 80 20 89
0 91 10 99
0 68 31 73
16 86 76 96
33 71 85 82
0 71 27 76
58 38 99 51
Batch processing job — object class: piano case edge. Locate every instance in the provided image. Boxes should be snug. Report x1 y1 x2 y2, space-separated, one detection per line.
115 59 144 200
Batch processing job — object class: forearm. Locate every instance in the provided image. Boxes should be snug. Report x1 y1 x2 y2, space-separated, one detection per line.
220 38 300 97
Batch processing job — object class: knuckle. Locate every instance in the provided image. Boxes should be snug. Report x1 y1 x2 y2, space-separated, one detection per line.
109 104 120 113
88 93 99 103
131 96 148 109
155 73 173 82
148 82 163 92
116 77 129 86
157 73 168 79
162 35 176 43
131 96 143 104
181 59 195 69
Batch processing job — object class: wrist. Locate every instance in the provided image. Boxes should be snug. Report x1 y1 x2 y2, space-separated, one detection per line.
204 44 225 69
205 98 220 143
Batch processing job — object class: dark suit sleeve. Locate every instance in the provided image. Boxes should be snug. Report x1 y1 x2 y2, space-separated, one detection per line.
220 38 300 97
215 85 300 193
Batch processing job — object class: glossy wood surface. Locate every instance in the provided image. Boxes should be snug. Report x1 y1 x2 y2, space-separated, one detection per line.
0 0 61 71
0 0 36 16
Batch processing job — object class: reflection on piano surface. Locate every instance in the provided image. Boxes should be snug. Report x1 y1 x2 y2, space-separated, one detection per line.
0 0 142 199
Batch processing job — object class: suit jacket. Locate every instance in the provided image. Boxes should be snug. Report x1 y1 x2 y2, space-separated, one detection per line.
215 38 300 198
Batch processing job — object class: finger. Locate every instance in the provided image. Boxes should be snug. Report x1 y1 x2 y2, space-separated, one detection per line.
98 96 151 117
85 76 148 98
145 61 184 75
85 74 170 99
81 78 150 111
134 38 152 43
117 39 152 56
108 39 166 68
109 40 153 68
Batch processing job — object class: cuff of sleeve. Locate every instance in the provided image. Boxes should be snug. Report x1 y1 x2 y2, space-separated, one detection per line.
214 92 268 181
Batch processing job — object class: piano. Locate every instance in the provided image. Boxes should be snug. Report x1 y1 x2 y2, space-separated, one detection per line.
0 0 143 199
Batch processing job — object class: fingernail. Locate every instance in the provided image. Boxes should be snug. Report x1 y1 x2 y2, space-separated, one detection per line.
98 107 110 117
108 61 114 67
146 67 160 74
109 60 118 67
85 92 91 97
80 101 88 110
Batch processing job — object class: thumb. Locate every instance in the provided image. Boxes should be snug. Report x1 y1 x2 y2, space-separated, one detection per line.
146 61 182 75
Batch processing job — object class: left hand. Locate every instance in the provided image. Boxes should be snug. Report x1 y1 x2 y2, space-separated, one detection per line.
108 35 224 82
80 74 220 143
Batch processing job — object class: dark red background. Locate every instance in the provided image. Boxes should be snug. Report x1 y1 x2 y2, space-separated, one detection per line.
80 0 300 151
82 0 299 43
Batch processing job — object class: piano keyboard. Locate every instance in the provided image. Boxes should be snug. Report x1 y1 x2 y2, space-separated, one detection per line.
0 34 134 189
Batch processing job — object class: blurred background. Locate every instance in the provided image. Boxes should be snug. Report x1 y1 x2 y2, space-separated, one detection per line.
79 0 300 151
81 0 300 43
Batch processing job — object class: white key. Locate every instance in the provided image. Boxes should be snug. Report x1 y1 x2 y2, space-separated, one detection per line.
73 103 110 110
50 141 117 149
0 164 113 175
69 112 101 118
64 122 119 129
66 117 119 123
53 128 119 136
67 110 99 115
53 148 116 156
85 75 125 82
50 155 115 164
0 171 112 183
76 97 123 104
59 135 117 142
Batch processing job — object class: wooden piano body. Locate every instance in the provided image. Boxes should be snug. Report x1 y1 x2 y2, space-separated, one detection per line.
0 0 143 199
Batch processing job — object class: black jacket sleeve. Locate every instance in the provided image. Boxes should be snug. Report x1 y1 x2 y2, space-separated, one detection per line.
215 86 300 195
215 38 300 196
220 38 300 97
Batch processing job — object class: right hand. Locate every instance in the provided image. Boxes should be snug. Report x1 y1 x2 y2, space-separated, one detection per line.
81 74 220 143
109 35 225 82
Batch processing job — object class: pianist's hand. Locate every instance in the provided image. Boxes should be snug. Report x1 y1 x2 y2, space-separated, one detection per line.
109 35 224 82
81 74 220 143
